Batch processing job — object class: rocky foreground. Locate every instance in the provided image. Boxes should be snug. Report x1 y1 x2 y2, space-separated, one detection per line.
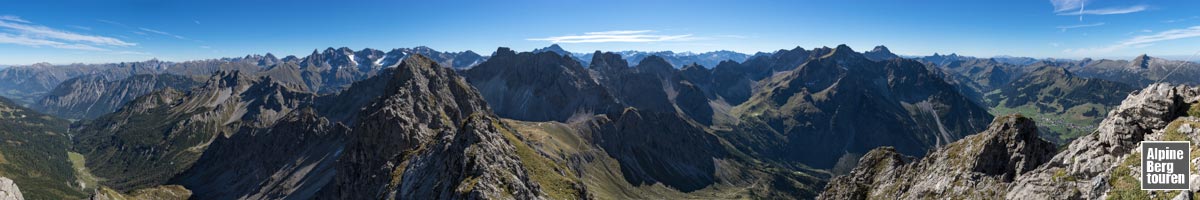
819 83 1200 199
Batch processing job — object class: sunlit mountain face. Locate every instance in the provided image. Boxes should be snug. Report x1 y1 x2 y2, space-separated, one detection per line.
1 1 1199 199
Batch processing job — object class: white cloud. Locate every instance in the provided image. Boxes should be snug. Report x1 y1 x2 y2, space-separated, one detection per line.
1056 22 1104 32
138 27 187 40
0 18 134 46
193 20 200 25
0 15 29 23
528 30 696 43
1065 26 1200 54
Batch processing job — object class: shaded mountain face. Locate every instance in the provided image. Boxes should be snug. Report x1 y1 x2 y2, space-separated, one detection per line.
986 66 1136 142
323 55 544 199
72 71 315 191
170 108 348 200
726 45 993 169
820 84 1200 199
462 48 623 122
0 97 88 200
575 108 729 192
33 74 200 120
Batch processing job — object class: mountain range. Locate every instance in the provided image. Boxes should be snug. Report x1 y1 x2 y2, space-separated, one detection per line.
0 44 1198 199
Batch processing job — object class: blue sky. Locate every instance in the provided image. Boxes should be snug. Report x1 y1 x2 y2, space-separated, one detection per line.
1 0 1198 65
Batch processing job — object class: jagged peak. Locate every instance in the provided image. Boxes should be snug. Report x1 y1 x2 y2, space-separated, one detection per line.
870 45 891 53
492 47 517 57
590 51 628 70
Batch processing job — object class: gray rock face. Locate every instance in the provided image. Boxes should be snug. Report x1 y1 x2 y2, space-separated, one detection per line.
817 114 1055 199
326 55 545 199
0 177 23 200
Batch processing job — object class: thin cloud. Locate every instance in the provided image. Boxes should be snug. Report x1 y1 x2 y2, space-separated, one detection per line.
1050 0 1086 13
1056 22 1104 31
0 15 29 23
138 27 187 40
0 15 133 51
1066 26 1200 54
1056 5 1148 16
67 25 91 30
193 20 201 25
0 33 107 51
528 30 696 43
1163 16 1199 23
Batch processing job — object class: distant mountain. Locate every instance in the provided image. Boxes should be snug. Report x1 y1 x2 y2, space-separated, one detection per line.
0 46 484 105
573 49 751 69
986 66 1136 143
462 48 624 122
726 45 994 169
0 96 88 200
532 44 572 56
862 45 900 61
33 74 200 120
1069 54 1200 87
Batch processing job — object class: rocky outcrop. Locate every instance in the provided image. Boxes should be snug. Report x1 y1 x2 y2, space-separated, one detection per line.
0 177 23 200
818 84 1200 199
817 114 1055 199
1006 83 1199 199
325 55 545 199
